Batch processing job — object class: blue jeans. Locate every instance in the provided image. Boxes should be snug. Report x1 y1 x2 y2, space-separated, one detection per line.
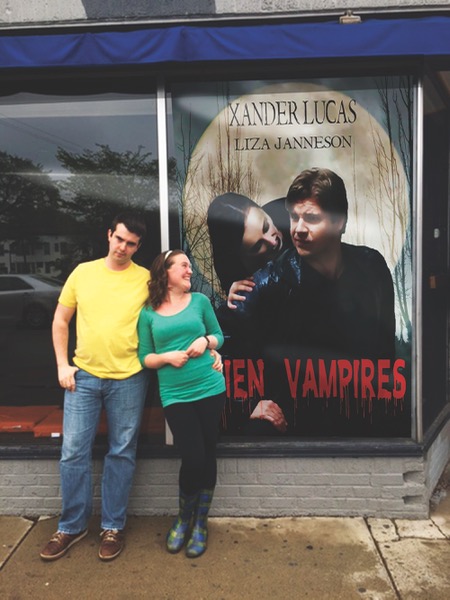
58 369 148 534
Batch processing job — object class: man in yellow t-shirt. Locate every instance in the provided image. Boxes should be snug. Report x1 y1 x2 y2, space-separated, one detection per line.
40 213 150 563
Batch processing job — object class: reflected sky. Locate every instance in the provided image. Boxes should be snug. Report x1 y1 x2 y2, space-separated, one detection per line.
0 93 157 174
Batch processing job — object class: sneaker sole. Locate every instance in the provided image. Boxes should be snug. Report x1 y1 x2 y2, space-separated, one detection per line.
40 529 88 561
98 545 124 561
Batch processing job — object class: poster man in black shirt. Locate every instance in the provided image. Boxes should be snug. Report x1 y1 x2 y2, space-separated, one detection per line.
225 168 397 435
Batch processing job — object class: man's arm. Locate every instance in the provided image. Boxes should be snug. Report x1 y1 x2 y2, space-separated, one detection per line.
226 249 296 317
227 277 255 309
250 400 288 432
52 302 78 391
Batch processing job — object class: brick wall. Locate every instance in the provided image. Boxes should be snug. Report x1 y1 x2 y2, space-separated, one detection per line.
2 449 446 519
3 416 450 519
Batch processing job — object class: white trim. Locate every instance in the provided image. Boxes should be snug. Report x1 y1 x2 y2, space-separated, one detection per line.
413 77 424 443
157 79 170 253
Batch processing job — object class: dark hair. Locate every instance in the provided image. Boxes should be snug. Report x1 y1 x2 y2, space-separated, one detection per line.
110 212 147 241
286 168 348 224
207 193 260 293
147 249 185 309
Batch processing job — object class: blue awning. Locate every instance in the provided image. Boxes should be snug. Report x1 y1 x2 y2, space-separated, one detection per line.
0 16 450 69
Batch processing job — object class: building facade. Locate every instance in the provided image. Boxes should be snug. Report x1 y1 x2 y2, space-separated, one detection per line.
0 1 449 519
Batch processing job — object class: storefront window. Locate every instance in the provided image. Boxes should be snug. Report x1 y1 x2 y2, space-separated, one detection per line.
422 73 450 433
169 75 414 439
0 87 164 443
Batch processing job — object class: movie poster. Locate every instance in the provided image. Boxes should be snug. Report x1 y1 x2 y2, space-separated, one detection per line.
171 76 413 438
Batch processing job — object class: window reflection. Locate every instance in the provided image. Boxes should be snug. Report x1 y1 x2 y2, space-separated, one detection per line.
0 90 162 441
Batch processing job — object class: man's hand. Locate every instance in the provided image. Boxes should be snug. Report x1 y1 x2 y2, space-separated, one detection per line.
210 349 223 372
227 278 255 309
57 365 79 392
250 400 288 433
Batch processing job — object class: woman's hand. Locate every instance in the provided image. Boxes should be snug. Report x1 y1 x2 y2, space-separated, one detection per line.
165 350 190 368
227 277 255 309
250 400 288 432
186 337 209 357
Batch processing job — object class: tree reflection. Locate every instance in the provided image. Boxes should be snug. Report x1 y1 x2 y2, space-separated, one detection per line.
56 143 175 269
0 145 176 279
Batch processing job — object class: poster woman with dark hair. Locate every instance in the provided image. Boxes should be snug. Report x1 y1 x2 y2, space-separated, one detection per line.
207 193 291 295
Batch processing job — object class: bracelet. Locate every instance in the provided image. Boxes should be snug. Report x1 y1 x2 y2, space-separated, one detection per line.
204 335 210 349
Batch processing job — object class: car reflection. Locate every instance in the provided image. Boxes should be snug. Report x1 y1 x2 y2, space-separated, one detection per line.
0 274 62 329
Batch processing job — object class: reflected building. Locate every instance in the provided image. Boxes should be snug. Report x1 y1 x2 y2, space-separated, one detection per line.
0 235 70 277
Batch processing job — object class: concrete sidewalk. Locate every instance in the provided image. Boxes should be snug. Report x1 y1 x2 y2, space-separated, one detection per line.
1 464 449 600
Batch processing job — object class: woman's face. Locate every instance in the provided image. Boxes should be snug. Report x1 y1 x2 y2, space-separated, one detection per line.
167 253 192 292
241 206 283 273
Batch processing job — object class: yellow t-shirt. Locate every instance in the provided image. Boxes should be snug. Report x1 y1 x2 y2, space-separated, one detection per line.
59 258 150 379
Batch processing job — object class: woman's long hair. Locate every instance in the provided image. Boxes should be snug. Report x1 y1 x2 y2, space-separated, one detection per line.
207 193 259 293
146 249 185 309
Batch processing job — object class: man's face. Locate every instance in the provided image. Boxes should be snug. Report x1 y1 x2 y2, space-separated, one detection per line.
107 223 141 267
288 198 346 261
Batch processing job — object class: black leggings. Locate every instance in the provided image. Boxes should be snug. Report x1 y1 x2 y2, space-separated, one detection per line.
164 392 225 495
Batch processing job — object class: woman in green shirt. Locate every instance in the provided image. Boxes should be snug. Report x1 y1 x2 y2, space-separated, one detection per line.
138 249 226 558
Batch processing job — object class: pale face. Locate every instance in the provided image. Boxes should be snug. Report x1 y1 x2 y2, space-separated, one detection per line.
288 198 346 263
167 253 193 292
241 206 283 272
107 223 141 269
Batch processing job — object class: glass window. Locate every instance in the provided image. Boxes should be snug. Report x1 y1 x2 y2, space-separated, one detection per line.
0 84 164 445
169 75 414 440
421 73 450 432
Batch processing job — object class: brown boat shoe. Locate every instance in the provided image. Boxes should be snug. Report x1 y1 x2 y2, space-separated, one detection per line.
40 529 88 561
99 529 125 561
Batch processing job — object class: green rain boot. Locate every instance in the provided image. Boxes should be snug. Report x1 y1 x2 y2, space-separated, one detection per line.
166 489 198 553
185 488 214 558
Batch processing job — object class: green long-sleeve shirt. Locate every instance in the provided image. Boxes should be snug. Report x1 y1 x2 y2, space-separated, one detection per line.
137 293 225 407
